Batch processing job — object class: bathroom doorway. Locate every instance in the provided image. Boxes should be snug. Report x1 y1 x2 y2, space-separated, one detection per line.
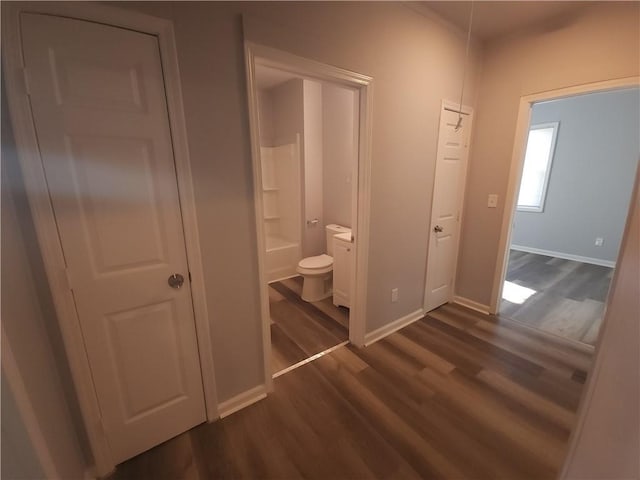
245 44 372 382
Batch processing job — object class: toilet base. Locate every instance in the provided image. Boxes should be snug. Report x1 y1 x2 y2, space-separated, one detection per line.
300 273 332 302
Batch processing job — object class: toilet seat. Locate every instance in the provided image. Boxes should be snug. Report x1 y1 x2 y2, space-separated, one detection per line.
297 254 333 275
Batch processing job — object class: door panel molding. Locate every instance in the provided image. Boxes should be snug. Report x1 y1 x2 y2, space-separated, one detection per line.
2 3 218 476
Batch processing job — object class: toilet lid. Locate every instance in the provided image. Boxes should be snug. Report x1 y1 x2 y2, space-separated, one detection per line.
299 254 333 269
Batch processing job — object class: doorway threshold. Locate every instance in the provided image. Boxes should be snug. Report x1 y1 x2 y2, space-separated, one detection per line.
273 341 349 378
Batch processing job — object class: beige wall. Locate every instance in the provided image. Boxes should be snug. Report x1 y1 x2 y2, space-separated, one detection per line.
256 89 274 146
241 2 481 330
109 1 481 400
271 79 305 146
7 0 480 413
456 2 640 306
302 79 325 256
4 3 638 474
561 171 639 479
322 83 356 231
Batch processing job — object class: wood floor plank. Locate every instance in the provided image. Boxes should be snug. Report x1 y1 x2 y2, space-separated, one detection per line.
110 304 593 480
271 281 347 337
315 353 468 479
353 365 520 480
501 250 612 346
423 314 546 376
269 277 348 374
476 369 575 431
438 304 593 376
270 323 307 372
416 367 566 473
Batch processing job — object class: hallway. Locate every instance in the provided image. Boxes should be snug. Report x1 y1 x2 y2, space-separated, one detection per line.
110 303 592 480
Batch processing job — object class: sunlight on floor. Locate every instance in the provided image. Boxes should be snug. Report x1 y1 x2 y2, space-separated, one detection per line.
502 281 537 305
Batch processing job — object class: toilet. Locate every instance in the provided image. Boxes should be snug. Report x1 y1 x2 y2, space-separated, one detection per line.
297 224 351 302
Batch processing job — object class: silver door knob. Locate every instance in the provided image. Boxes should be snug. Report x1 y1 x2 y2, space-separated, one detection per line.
168 273 185 289
434 225 444 233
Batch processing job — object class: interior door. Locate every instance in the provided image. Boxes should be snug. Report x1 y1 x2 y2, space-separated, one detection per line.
424 103 473 312
21 13 206 463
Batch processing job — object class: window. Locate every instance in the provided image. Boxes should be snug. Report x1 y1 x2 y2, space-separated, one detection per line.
517 122 559 212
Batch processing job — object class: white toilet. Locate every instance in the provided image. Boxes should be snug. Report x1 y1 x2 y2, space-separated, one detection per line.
297 224 351 302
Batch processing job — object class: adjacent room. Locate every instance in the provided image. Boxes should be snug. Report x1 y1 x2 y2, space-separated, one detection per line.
2 2 638 480
500 88 639 346
254 65 358 375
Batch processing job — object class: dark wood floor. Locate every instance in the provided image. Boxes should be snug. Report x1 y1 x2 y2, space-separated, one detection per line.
500 250 613 346
110 303 592 480
269 276 349 375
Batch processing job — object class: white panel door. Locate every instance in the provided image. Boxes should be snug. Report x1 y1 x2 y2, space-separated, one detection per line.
424 104 473 312
21 14 206 463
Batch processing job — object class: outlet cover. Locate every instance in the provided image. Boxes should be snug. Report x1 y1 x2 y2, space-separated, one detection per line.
595 237 604 246
391 288 399 303
488 194 498 208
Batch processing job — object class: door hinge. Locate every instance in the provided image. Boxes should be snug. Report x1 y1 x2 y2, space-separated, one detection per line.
21 67 31 96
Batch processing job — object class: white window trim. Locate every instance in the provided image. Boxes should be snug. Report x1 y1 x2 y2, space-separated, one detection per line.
516 121 559 213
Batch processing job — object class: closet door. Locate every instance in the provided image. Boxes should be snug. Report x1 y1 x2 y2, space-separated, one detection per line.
21 13 206 463
424 104 473 312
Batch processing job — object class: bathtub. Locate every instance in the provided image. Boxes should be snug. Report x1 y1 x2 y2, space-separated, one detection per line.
265 236 301 283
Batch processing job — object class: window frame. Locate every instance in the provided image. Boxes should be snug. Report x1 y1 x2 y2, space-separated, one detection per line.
516 121 559 213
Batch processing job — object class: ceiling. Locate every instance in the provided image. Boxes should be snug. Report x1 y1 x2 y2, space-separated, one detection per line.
423 1 590 41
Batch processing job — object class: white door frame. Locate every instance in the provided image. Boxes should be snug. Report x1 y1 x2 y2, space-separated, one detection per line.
2 3 219 476
424 99 474 312
489 76 640 314
244 42 373 389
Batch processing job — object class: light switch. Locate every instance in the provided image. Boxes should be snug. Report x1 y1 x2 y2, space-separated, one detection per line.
488 194 498 208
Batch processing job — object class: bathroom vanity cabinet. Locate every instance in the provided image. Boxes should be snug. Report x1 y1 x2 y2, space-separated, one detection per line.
332 233 353 308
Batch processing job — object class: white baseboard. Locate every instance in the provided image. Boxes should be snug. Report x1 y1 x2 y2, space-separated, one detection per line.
218 385 267 419
364 309 425 346
452 296 491 315
510 244 616 268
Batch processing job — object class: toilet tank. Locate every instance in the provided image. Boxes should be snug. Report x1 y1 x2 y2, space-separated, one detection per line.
325 224 351 256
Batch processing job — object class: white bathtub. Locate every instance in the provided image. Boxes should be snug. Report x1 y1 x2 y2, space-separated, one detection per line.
265 236 301 283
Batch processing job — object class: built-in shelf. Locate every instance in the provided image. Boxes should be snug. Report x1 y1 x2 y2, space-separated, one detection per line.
264 215 280 221
263 187 279 192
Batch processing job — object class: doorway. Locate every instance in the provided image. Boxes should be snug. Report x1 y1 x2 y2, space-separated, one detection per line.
245 44 372 383
493 83 639 346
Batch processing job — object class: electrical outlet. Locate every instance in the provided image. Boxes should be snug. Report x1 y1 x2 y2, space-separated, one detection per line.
391 288 399 303
488 194 498 208
595 237 604 247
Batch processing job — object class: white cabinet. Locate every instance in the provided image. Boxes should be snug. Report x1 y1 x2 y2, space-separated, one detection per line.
332 234 353 308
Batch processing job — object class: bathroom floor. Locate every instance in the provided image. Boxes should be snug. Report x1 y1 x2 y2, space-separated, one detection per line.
269 276 349 375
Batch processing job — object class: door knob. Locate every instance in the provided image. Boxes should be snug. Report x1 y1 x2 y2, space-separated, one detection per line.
434 225 444 233
168 273 185 289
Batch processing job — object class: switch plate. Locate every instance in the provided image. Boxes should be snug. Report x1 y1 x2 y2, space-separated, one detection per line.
391 288 399 303
488 194 498 208
595 237 604 246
